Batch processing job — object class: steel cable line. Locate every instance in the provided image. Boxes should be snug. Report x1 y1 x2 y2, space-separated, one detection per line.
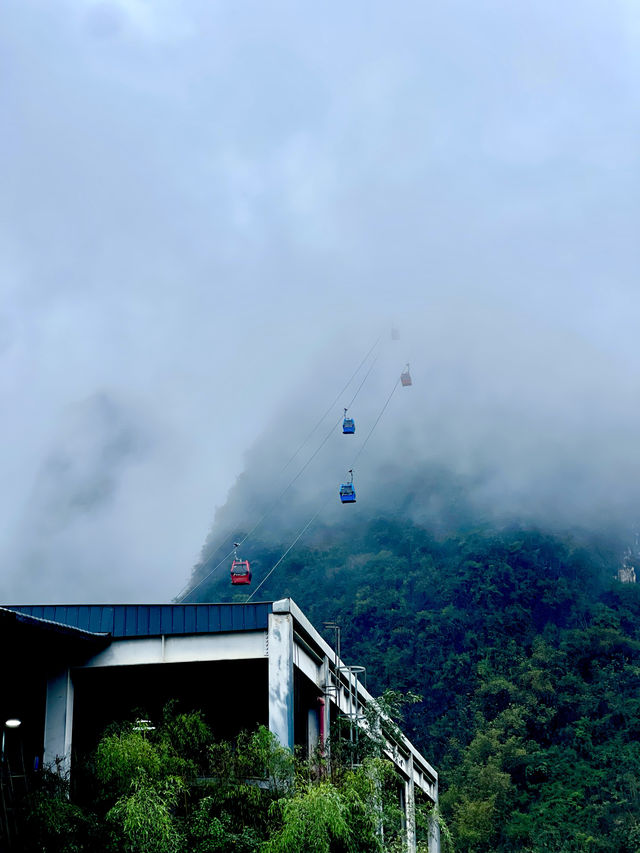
245 497 332 602
345 354 379 412
240 351 382 534
175 338 382 602
276 337 380 479
176 414 343 602
175 546 236 602
180 396 355 602
244 371 403 602
350 376 400 468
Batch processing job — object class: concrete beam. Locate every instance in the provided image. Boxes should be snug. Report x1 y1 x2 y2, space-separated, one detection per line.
80 631 267 668
292 636 322 685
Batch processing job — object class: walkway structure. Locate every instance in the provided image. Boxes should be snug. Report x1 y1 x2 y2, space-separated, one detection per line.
2 599 439 852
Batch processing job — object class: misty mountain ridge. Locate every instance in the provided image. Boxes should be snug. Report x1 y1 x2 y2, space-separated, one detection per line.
185 454 633 605
186 322 640 596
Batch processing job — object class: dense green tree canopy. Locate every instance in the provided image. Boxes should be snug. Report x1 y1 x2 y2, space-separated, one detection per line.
190 515 640 852
17 706 429 852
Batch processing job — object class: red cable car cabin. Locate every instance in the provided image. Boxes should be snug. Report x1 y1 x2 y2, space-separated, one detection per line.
230 559 252 585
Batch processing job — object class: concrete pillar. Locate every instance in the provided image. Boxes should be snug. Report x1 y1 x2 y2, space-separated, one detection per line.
429 793 441 853
307 708 320 755
321 656 331 753
268 612 294 751
43 668 74 778
405 752 416 853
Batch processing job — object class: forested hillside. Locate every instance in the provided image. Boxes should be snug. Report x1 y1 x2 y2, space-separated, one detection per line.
184 493 640 851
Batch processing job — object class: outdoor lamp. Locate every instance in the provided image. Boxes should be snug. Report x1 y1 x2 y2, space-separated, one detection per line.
1 718 21 762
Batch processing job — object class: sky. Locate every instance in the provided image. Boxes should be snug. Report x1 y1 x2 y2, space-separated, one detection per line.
1 0 640 603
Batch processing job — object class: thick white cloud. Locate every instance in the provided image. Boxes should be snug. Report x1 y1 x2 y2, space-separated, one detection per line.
1 0 639 601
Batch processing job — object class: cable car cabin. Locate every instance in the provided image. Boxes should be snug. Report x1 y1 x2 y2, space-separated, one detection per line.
230 559 252 585
400 365 412 386
339 483 356 503
342 417 355 434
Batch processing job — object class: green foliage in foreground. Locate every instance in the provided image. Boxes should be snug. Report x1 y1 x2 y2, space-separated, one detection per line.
197 516 640 853
16 704 436 852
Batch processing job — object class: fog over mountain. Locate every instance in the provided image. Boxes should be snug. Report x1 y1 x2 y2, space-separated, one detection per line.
2 1 639 602
187 309 640 597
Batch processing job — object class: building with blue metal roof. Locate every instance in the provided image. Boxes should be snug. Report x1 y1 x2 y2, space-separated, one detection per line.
1 599 439 853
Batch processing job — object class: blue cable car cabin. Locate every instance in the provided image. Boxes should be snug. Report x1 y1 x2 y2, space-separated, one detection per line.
230 558 252 585
340 470 356 503
340 484 356 502
342 409 355 434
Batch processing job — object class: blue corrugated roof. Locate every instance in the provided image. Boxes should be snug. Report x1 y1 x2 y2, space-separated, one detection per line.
6 603 273 638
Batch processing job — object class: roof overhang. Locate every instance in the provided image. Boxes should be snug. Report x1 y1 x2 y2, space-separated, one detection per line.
0 607 111 666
